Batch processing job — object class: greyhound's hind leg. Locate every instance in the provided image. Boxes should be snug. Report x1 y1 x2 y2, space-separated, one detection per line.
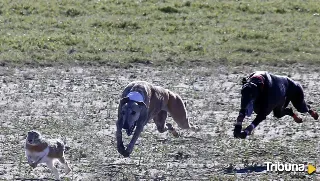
285 107 303 123
275 106 303 123
153 110 179 137
153 110 168 133
167 93 192 129
273 98 303 123
292 99 318 121
290 84 318 120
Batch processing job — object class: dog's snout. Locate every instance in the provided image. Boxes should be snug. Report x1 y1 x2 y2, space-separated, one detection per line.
123 121 129 129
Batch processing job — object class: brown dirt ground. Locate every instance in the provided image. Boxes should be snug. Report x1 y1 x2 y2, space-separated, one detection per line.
0 64 319 181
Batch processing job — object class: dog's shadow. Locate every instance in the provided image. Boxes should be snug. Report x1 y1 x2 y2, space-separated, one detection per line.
224 165 267 174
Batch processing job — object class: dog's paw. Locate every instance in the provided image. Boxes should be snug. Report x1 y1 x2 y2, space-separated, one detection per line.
311 111 319 120
239 131 248 139
166 123 180 137
117 144 127 156
29 163 37 169
233 125 242 138
122 152 130 158
293 115 303 123
190 125 201 132
166 123 174 130
170 130 180 137
122 149 131 158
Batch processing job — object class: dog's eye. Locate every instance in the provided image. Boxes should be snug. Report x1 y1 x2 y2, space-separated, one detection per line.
131 111 136 115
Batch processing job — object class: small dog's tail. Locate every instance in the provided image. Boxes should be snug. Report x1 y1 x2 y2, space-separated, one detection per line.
64 145 71 152
57 140 71 152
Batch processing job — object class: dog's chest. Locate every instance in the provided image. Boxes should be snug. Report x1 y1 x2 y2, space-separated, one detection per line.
26 146 50 163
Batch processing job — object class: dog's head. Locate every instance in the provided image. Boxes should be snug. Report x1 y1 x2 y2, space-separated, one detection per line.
241 82 259 109
26 130 42 145
119 97 147 136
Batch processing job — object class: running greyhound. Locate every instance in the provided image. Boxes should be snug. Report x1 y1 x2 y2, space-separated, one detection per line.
116 81 197 157
234 71 319 139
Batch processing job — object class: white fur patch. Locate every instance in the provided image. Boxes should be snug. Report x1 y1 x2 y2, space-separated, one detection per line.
127 91 144 102
26 146 50 163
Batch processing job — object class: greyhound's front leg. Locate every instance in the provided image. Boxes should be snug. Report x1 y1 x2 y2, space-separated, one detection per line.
234 109 246 138
239 114 266 139
123 125 144 157
116 125 126 156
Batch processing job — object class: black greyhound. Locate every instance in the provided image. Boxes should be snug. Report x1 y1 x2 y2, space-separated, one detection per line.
234 71 319 139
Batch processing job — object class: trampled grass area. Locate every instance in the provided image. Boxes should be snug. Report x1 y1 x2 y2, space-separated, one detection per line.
1 0 320 66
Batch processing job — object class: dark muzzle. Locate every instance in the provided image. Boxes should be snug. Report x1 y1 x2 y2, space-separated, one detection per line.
124 121 137 136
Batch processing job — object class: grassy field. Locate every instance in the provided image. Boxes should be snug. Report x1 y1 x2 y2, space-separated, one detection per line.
1 0 320 66
1 1 320 181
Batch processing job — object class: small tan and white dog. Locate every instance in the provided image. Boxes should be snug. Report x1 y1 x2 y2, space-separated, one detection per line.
25 130 71 180
116 81 198 157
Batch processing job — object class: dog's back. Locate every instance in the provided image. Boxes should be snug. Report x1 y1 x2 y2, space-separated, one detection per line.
121 81 150 99
121 81 170 110
247 72 291 114
47 139 66 158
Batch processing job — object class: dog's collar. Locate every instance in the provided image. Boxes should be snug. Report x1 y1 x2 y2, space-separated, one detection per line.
250 75 265 90
127 91 144 102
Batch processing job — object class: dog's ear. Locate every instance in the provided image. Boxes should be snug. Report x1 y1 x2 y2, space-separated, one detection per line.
241 82 256 95
249 82 257 88
137 101 148 126
120 97 130 105
137 101 147 109
241 77 247 85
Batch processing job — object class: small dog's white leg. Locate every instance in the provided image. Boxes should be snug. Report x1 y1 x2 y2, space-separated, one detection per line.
64 162 71 175
46 159 60 180
59 157 71 175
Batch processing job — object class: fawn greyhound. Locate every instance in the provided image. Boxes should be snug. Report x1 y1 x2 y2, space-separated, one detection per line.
116 81 197 157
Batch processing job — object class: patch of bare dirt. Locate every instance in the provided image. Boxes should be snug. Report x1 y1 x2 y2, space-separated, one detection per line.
0 64 319 180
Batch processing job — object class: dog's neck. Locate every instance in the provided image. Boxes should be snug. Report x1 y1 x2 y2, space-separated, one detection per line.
250 74 265 90
25 141 48 152
127 91 144 102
